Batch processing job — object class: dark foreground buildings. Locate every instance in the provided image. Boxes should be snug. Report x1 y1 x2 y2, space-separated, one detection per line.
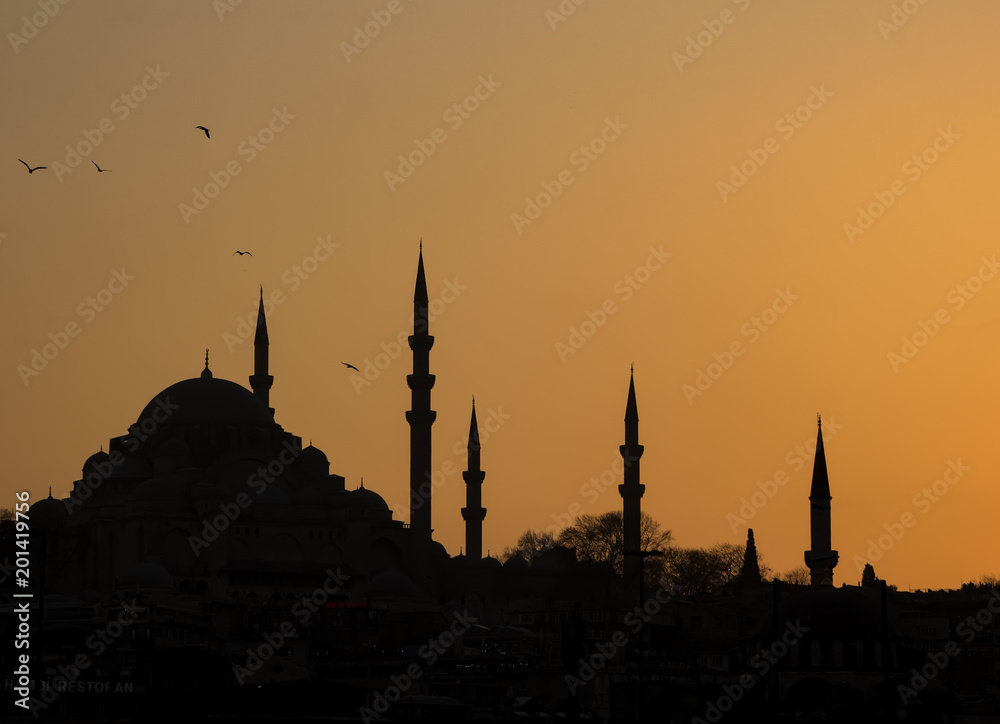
3 249 999 722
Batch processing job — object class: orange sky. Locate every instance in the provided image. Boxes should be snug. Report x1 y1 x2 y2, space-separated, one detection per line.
3 0 998 590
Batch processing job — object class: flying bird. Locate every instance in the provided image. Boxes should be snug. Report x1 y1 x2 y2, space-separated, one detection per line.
19 159 46 174
92 161 111 172
233 250 252 256
195 126 210 139
342 362 360 372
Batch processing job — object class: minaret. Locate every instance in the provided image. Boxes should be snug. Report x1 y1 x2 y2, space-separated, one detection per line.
805 414 838 586
618 366 645 583
461 399 487 560
248 287 274 417
738 529 762 586
406 243 436 539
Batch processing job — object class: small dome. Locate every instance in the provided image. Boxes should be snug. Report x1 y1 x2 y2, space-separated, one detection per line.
297 445 330 478
82 450 110 477
30 490 68 530
503 556 529 570
350 485 389 512
481 555 502 569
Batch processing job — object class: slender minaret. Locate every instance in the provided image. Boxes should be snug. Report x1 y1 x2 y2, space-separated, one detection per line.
248 287 274 417
406 243 436 539
618 366 645 583
738 529 762 586
461 399 487 561
805 414 838 586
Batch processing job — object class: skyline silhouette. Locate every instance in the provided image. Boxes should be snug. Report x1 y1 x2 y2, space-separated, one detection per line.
3 1 998 598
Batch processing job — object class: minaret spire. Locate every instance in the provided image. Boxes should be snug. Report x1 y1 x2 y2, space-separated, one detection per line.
406 243 436 540
201 349 212 379
738 529 762 586
619 366 645 584
462 398 487 560
805 414 838 586
249 287 275 417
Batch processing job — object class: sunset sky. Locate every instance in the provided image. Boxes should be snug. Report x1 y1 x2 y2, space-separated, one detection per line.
3 0 998 591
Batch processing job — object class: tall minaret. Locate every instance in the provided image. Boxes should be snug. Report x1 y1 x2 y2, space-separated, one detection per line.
248 287 274 417
461 399 487 560
618 366 645 583
805 414 838 586
406 243 436 539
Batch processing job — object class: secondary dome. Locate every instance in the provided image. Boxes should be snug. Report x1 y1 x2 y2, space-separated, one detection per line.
136 377 274 428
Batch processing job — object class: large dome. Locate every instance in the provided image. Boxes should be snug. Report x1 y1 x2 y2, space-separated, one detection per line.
137 377 274 428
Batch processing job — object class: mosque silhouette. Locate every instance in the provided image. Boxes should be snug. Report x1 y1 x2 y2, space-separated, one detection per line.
3 248 998 722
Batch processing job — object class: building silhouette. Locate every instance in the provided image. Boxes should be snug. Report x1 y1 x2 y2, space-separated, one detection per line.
3 247 998 721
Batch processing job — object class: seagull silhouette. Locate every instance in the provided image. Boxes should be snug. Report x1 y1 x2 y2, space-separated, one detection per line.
233 250 252 256
19 159 46 174
92 161 111 173
195 126 210 139
342 362 360 372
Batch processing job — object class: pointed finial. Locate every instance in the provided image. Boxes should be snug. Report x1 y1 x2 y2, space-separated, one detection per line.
419 238 422 251
48 486 52 499
259 284 263 298
201 349 213 379
360 476 365 489
631 362 634 374
817 412 822 427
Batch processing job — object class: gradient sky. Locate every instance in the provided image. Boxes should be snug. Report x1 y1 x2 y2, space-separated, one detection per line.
3 0 998 591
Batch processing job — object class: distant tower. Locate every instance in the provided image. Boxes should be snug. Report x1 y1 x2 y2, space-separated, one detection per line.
406 243 436 539
461 399 487 560
805 415 838 586
248 287 274 417
738 529 762 586
618 366 645 583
